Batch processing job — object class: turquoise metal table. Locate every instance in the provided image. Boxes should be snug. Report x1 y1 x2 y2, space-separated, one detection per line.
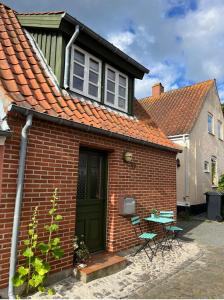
144 216 175 254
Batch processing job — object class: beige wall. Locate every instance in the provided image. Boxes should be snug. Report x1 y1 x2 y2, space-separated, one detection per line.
171 85 224 207
170 135 190 206
190 86 224 205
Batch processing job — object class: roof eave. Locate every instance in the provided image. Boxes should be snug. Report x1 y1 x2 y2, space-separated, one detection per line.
63 13 149 75
11 105 180 153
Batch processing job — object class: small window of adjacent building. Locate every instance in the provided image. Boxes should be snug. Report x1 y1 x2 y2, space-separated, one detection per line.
217 120 223 140
70 46 102 101
105 64 128 112
211 157 218 186
208 113 214 134
204 161 210 173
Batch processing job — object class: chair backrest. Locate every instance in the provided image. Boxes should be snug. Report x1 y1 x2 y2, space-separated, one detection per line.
131 215 141 225
131 215 142 236
160 211 174 218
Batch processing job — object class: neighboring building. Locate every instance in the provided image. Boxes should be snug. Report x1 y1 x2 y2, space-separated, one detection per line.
140 80 224 212
0 3 179 296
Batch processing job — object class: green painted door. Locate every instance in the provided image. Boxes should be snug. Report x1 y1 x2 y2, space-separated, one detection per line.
76 149 107 253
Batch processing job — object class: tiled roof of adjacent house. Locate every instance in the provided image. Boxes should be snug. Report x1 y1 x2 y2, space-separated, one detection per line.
140 80 214 136
0 3 179 151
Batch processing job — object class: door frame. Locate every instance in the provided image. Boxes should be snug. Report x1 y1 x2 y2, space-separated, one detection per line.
76 147 108 252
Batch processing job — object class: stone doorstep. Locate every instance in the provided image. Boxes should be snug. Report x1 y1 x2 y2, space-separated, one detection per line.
76 252 128 283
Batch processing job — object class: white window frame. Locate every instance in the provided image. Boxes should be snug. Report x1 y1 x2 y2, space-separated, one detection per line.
104 64 128 112
204 161 210 173
208 113 214 134
217 120 223 140
70 45 102 102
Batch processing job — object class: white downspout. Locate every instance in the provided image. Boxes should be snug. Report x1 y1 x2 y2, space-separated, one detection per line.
183 134 190 205
8 114 33 299
63 25 80 89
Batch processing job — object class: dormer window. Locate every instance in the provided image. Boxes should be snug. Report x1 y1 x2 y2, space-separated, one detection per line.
70 45 102 101
105 65 128 112
69 46 129 113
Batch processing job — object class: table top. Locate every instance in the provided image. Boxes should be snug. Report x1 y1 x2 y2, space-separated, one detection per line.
144 216 174 224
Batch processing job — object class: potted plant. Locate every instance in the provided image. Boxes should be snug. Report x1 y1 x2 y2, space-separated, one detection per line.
73 235 90 267
151 208 158 218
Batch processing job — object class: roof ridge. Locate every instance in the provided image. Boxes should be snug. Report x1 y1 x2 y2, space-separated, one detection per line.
17 10 65 15
140 79 214 101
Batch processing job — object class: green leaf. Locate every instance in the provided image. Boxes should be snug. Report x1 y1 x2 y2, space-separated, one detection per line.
49 224 59 232
28 229 34 236
55 214 63 221
49 208 56 215
38 286 46 293
44 225 50 231
38 242 50 253
51 237 60 246
13 274 25 287
52 247 64 259
32 258 50 276
23 239 30 246
18 266 29 276
23 247 34 258
29 274 44 288
33 234 38 241
48 288 55 295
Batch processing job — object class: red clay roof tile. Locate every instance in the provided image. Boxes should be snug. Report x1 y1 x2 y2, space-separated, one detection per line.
140 80 214 136
0 3 179 152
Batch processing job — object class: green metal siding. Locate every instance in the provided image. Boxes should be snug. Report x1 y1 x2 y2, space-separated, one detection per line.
29 29 65 85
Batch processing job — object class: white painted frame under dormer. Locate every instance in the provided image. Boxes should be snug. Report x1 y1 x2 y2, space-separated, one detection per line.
104 64 128 113
70 45 102 102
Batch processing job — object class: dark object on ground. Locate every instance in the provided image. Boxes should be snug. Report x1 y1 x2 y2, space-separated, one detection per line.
206 192 224 222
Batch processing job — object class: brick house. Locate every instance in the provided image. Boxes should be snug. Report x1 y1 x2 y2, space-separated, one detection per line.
0 3 180 296
140 80 224 213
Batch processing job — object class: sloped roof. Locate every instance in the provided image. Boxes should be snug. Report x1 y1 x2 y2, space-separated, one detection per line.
0 2 179 152
140 80 214 136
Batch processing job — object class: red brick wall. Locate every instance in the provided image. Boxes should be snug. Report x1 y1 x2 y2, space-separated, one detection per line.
0 113 176 289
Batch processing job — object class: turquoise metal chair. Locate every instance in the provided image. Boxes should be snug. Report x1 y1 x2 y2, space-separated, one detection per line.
160 211 183 248
165 225 183 247
131 215 157 261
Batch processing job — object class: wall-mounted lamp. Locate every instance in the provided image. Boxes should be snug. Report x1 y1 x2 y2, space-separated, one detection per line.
123 151 133 163
176 158 181 168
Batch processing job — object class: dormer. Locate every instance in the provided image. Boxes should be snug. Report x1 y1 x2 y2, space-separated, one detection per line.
18 12 149 115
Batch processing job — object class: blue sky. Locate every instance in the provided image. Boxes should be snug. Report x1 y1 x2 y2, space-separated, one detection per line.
3 0 224 100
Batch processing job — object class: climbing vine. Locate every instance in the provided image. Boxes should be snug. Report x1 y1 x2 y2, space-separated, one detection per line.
13 188 64 296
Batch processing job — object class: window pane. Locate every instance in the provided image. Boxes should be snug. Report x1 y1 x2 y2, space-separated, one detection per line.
74 63 84 78
77 153 88 201
74 49 85 64
90 59 99 72
107 80 115 92
208 114 213 133
89 70 98 84
89 155 101 200
88 83 98 97
107 92 115 104
107 69 115 81
73 76 84 91
118 97 126 109
119 86 126 97
119 75 126 86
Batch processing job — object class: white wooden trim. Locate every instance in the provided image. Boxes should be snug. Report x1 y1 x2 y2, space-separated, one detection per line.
70 45 102 102
104 64 128 112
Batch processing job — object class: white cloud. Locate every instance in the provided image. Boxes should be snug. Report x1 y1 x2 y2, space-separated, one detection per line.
3 0 224 101
108 31 135 52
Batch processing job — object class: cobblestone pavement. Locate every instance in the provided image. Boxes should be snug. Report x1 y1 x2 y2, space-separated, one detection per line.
130 219 224 299
32 238 200 299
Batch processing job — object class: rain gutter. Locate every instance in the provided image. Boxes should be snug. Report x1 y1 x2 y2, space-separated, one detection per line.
11 105 181 153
